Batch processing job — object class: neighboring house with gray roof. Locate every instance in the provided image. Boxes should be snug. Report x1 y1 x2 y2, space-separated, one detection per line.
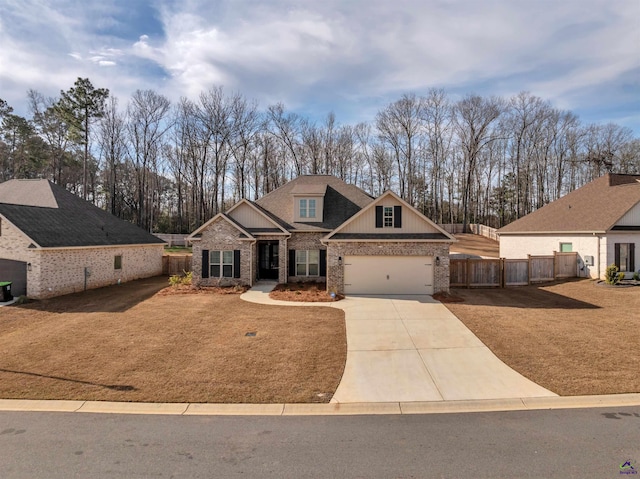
189 175 455 295
0 179 165 299
499 174 640 279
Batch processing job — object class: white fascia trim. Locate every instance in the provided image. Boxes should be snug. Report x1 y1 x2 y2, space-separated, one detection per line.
499 231 606 235
323 238 455 243
38 243 165 251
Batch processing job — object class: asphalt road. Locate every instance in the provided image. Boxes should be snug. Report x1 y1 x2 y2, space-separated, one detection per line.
0 407 638 478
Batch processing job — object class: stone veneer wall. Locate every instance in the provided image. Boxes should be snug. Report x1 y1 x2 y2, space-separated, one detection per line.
326 242 451 294
286 232 327 283
191 220 254 287
31 244 163 299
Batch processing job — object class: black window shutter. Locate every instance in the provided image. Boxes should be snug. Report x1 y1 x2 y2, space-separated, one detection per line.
375 206 383 228
320 250 327 276
630 243 635 272
201 249 210 278
233 250 241 278
289 249 296 276
614 243 621 269
394 205 402 228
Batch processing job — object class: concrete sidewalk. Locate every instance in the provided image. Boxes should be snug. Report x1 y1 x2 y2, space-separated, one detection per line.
241 284 556 403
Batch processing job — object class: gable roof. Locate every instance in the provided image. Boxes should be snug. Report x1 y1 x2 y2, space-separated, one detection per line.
0 179 165 248
226 199 289 234
499 174 640 234
188 212 255 240
254 175 374 231
325 190 455 241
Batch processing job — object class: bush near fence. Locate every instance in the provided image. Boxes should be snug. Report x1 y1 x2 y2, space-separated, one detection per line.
450 252 578 288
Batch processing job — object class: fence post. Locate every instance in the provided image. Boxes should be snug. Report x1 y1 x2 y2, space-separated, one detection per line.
527 254 532 285
553 251 558 279
466 257 471 289
500 258 505 288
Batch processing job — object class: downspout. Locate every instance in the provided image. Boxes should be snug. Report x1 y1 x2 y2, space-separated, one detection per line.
596 233 601 280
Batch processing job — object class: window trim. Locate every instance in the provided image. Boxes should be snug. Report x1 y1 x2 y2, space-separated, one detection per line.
559 242 573 253
299 198 317 219
114 255 122 270
383 206 394 228
209 250 235 278
295 249 320 277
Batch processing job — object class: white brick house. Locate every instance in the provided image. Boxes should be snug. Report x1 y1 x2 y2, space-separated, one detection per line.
0 179 165 299
189 175 455 295
499 174 640 279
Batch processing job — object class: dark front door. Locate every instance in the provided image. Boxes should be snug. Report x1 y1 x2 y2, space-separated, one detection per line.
258 242 279 280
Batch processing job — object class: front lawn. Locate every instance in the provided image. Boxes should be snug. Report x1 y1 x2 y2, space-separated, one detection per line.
0 277 346 403
443 279 640 396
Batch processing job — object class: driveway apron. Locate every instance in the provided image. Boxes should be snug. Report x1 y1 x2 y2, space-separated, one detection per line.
241 286 557 403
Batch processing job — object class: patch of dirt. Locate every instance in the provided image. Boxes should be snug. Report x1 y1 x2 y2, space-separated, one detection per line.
432 291 464 303
451 233 499 257
270 282 344 302
158 284 249 296
444 279 640 396
0 276 346 403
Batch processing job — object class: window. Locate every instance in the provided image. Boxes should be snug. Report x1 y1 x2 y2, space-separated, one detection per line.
616 243 634 273
210 250 235 278
383 206 394 227
114 255 122 270
296 250 319 276
560 243 573 253
299 198 316 219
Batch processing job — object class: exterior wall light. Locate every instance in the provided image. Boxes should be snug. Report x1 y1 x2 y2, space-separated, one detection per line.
435 257 441 266
27 262 32 271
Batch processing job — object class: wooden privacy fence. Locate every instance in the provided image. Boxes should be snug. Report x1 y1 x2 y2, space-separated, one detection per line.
439 223 499 241
154 234 190 247
451 252 578 288
162 255 192 275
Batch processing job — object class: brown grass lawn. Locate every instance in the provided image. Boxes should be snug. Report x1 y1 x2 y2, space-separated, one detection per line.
444 280 640 396
451 233 499 257
0 277 346 403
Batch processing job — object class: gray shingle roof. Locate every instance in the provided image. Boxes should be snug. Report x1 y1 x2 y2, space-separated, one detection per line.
499 174 640 234
0 179 165 247
254 175 374 231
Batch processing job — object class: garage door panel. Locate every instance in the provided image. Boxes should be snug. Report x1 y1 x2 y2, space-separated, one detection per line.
344 256 433 295
0 259 27 297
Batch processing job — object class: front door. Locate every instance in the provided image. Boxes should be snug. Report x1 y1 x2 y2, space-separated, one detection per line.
258 242 279 280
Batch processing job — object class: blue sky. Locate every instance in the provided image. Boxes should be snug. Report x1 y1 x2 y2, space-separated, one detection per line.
1 0 638 133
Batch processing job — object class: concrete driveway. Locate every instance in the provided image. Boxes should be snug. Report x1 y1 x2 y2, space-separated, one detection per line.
331 295 556 403
242 285 557 404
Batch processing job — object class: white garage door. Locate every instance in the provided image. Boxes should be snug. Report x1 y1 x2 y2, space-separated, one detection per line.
344 256 434 295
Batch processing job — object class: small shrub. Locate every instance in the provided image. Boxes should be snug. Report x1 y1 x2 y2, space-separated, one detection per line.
618 272 626 283
633 271 640 281
169 271 193 287
604 264 620 285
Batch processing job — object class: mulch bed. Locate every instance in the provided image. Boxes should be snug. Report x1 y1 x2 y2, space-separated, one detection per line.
158 284 250 296
270 282 344 302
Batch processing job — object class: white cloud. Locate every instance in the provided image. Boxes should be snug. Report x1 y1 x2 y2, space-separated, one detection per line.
0 0 637 132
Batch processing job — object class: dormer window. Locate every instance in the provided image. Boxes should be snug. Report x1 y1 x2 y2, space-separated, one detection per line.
383 206 393 227
299 198 317 219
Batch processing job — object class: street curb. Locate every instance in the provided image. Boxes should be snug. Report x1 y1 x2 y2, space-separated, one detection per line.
0 394 639 416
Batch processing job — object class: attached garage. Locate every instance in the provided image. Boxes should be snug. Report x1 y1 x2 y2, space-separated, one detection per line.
344 255 434 295
0 259 27 297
